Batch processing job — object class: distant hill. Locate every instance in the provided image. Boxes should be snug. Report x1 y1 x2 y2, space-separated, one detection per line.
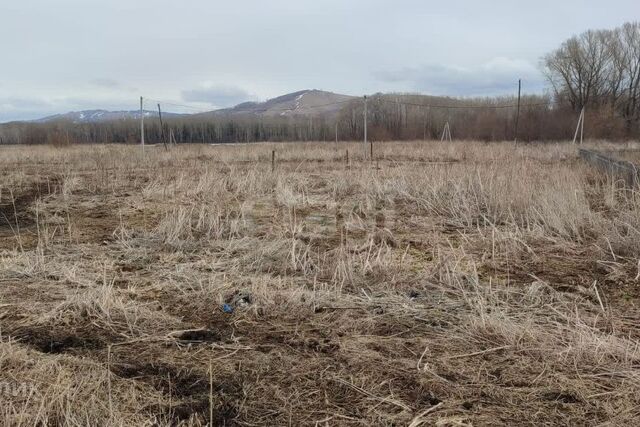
28 90 356 124
201 89 356 118
34 109 186 124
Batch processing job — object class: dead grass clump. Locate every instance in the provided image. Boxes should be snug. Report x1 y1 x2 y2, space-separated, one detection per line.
154 204 246 246
0 338 165 426
37 280 182 339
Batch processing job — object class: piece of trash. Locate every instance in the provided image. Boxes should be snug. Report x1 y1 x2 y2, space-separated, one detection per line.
225 290 252 309
235 293 252 308
222 304 234 313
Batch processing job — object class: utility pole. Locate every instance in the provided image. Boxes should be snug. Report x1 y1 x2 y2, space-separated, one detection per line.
157 103 168 151
363 95 368 159
423 112 427 140
573 107 585 144
514 79 521 143
140 96 145 151
581 107 584 144
271 150 276 173
441 122 452 142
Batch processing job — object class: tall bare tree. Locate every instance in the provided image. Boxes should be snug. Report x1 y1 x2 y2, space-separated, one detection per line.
543 29 616 110
615 22 640 130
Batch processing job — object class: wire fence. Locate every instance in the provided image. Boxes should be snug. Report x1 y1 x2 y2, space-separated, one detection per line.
145 91 617 116
579 148 640 188
136 90 620 147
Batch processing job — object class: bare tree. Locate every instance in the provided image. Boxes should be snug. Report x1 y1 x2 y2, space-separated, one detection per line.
615 22 640 131
543 29 616 111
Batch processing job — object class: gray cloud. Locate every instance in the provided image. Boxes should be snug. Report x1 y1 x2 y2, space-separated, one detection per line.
0 95 139 122
0 97 55 122
1 97 52 109
0 0 638 120
181 85 256 107
90 78 119 88
375 58 546 96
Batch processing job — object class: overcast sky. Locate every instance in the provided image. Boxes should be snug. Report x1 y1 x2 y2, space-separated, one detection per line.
1 0 638 121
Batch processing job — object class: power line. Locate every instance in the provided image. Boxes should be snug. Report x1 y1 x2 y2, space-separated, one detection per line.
376 91 619 111
377 97 555 110
145 92 609 116
257 98 355 113
144 97 356 115
144 98 210 112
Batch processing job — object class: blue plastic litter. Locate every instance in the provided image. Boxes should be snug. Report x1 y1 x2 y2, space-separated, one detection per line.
222 303 234 313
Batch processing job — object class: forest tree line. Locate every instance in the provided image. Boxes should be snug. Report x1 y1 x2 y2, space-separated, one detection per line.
1 22 638 145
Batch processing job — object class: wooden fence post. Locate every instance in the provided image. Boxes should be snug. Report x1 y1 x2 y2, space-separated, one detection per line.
271 150 276 173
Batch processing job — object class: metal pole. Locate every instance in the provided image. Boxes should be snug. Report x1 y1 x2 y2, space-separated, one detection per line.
363 95 368 159
158 103 168 151
573 107 585 144
514 79 521 143
271 150 275 173
370 135 373 161
140 96 145 151
423 109 428 140
580 107 585 145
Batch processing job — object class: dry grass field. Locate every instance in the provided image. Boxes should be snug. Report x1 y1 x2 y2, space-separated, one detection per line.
1 140 639 426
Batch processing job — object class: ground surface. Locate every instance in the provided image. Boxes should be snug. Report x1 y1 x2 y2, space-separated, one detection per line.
0 141 639 426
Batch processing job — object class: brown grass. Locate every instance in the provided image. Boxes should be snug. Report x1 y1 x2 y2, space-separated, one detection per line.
0 140 639 426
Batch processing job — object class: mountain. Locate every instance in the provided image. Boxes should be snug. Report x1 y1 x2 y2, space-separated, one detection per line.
202 89 356 117
34 109 187 124
29 90 356 124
